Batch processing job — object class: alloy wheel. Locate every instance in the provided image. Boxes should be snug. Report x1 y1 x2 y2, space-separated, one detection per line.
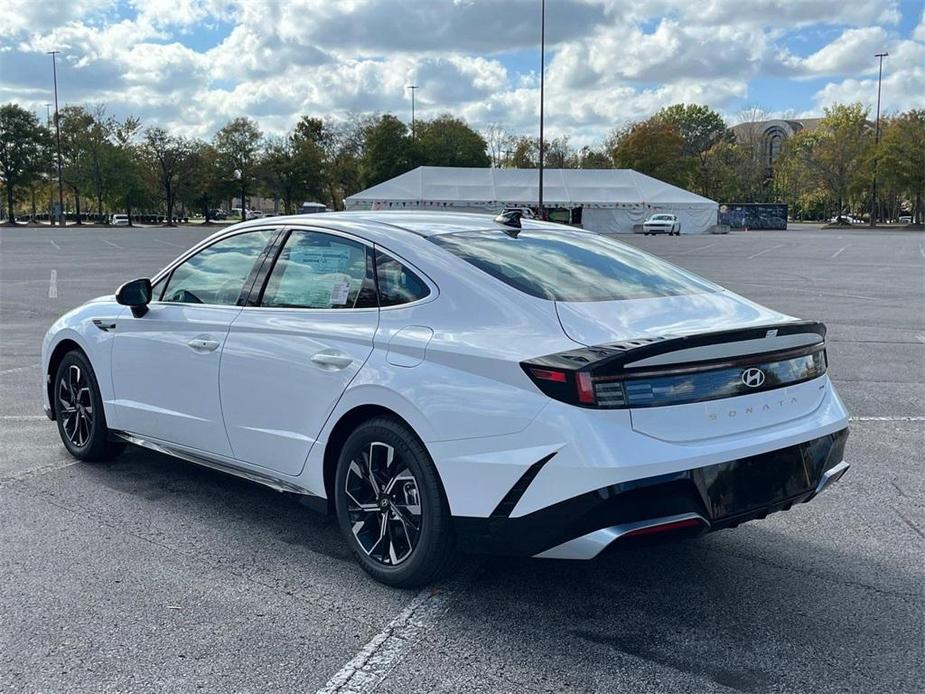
345 441 422 566
58 364 93 448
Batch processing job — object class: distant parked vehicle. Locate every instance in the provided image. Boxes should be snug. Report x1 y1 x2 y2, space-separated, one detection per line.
231 207 259 220
209 209 227 220
898 215 912 224
829 215 861 225
639 213 680 235
110 214 129 227
299 202 328 215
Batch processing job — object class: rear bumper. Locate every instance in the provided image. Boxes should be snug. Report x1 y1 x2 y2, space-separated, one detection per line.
454 428 849 558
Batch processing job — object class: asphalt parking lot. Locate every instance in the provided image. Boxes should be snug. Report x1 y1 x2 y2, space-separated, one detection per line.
1 223 922 693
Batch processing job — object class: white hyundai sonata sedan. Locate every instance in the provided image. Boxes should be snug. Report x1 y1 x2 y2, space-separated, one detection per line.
42 211 850 586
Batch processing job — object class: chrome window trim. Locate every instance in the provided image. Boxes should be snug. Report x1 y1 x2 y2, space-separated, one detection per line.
147 222 440 313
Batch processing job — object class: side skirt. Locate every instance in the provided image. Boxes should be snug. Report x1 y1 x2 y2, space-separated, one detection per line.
114 431 328 513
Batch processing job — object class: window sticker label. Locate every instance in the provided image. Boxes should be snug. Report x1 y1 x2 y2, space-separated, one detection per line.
290 246 351 273
330 281 350 305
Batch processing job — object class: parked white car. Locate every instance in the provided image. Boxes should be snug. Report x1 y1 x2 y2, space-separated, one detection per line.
640 213 681 235
110 214 129 227
41 211 849 587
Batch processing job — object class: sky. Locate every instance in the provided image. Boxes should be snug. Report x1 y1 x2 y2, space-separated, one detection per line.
1 0 923 147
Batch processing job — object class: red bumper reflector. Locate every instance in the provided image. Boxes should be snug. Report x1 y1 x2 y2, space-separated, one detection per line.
623 517 704 538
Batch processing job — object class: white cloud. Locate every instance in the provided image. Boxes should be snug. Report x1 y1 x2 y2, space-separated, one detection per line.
914 10 925 42
812 40 925 113
0 0 921 149
799 27 889 76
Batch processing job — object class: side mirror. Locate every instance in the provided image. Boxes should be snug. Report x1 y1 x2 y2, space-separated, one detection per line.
116 278 152 317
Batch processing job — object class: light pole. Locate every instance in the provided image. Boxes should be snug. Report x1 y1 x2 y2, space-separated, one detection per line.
407 84 418 140
45 104 54 223
537 0 546 220
48 51 65 227
870 51 888 227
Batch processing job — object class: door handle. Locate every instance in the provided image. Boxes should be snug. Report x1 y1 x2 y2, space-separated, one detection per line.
187 336 220 352
311 351 353 370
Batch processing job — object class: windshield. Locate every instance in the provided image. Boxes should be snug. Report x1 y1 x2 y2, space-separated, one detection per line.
651 215 672 220
430 229 719 302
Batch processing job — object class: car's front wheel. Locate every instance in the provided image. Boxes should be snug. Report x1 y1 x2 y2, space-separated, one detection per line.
53 350 125 462
334 416 455 587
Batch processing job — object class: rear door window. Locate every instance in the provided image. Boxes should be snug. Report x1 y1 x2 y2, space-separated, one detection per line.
430 229 717 302
260 230 377 309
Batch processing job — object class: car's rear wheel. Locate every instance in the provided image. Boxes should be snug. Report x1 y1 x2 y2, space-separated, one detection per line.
334 416 455 587
54 350 125 462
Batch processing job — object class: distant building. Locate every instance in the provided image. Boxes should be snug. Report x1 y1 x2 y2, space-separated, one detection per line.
730 118 822 171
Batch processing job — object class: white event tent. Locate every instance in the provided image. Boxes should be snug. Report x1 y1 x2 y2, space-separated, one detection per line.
344 166 719 234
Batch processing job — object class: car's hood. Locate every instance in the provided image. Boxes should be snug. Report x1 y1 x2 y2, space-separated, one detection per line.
555 290 795 346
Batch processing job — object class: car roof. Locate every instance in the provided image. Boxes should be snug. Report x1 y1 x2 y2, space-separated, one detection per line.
224 210 574 240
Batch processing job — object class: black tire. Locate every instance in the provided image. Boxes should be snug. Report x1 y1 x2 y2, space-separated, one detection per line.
334 416 455 587
53 350 125 462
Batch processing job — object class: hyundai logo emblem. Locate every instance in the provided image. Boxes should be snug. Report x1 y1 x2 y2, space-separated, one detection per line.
741 367 766 388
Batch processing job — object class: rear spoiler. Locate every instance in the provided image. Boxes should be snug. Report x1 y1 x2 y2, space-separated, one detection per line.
528 321 826 374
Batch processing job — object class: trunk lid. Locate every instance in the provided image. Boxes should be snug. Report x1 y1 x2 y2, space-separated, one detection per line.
555 292 830 441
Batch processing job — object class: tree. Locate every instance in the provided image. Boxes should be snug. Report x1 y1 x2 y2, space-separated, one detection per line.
260 133 324 215
506 136 538 168
361 114 413 187
325 114 372 209
178 140 225 223
775 103 872 219
0 104 48 223
414 114 490 168
214 117 263 221
543 136 573 168
58 106 96 224
83 106 121 223
608 120 688 187
107 116 149 225
143 127 192 225
576 146 611 169
729 107 775 202
483 123 515 167
699 141 750 202
656 103 730 195
878 110 925 224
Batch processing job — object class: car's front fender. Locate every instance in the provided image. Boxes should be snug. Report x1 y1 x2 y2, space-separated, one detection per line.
42 299 125 420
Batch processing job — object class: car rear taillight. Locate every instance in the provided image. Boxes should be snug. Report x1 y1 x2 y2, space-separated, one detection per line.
521 325 828 409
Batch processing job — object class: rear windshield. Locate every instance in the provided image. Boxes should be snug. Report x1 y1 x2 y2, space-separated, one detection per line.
430 229 718 302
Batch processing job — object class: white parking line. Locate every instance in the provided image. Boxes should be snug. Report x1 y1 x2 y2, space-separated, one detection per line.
102 239 123 249
152 238 184 248
747 244 786 260
0 364 40 376
49 239 60 250
0 415 47 420
315 575 470 694
832 246 848 258
679 242 719 255
850 416 925 422
48 269 58 298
